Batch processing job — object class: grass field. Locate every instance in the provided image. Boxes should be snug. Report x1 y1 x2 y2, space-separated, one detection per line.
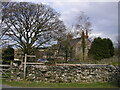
51 56 119 65
1 79 119 88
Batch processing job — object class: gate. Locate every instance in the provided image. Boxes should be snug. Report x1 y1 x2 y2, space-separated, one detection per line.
0 64 11 79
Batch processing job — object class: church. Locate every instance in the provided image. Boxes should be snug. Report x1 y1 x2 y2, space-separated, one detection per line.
69 31 91 60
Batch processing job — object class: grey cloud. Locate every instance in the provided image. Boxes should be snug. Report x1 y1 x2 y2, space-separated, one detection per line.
57 2 118 42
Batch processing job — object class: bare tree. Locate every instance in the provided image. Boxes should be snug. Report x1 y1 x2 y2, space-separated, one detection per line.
118 37 120 58
75 12 92 37
75 12 92 61
1 2 66 55
61 33 73 62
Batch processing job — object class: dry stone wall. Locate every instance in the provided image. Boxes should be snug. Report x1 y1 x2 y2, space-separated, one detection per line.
11 64 120 83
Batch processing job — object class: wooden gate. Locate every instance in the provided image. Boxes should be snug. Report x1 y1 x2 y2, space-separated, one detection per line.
0 64 11 79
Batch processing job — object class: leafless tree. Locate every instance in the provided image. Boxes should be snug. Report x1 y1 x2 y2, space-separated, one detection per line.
118 36 120 58
75 12 92 61
1 2 66 55
75 12 92 37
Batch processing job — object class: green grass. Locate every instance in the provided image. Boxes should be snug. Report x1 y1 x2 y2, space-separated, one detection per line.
110 62 120 66
49 56 119 65
2 79 119 88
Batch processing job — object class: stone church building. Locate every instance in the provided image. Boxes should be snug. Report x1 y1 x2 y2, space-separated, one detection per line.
69 31 91 60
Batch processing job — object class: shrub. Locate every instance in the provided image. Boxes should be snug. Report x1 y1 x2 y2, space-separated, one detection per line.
88 37 114 60
2 46 14 64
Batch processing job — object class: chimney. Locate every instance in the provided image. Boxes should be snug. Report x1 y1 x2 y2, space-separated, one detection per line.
86 30 88 38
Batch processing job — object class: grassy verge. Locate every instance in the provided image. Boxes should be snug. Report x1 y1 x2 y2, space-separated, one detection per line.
2 79 119 88
110 62 120 66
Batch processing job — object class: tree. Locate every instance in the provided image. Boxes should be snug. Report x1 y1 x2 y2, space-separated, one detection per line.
55 33 73 62
118 40 120 58
88 37 114 60
74 12 92 61
114 37 120 57
81 31 86 61
1 2 66 55
105 38 114 56
62 33 73 62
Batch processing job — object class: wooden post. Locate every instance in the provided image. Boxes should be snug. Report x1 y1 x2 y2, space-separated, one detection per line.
10 61 12 80
24 54 27 79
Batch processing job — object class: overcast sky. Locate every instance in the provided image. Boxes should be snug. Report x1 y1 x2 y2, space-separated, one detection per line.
10 0 118 43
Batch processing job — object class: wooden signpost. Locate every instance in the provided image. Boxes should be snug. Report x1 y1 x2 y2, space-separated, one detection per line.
23 54 36 79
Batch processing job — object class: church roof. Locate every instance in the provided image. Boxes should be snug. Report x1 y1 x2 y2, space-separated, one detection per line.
70 38 81 47
70 37 91 47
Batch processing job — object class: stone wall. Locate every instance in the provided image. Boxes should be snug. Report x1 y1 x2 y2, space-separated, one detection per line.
11 64 120 83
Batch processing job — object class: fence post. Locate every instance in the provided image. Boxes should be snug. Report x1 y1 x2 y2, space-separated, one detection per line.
24 54 27 79
10 61 12 80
